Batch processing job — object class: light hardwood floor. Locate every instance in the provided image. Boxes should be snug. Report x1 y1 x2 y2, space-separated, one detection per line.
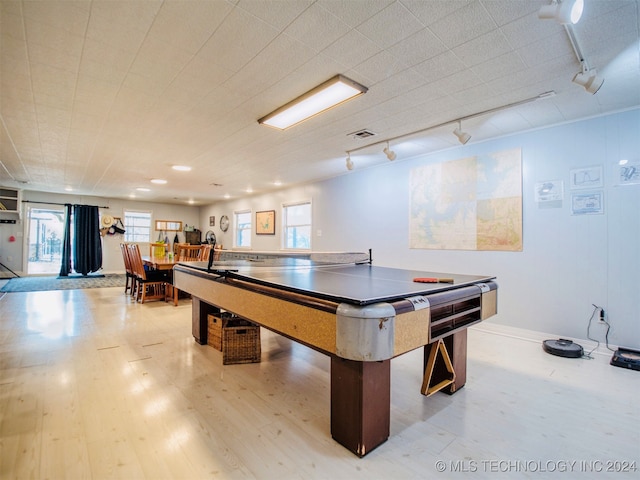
1 286 638 479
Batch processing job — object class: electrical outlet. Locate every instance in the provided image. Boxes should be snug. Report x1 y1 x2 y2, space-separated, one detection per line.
599 308 606 322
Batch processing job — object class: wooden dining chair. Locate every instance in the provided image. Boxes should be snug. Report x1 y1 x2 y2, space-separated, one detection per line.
120 243 134 295
128 244 168 303
150 242 167 258
168 244 202 306
176 244 202 261
199 244 212 262
173 242 189 254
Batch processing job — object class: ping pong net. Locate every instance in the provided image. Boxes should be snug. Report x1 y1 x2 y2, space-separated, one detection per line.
205 249 372 274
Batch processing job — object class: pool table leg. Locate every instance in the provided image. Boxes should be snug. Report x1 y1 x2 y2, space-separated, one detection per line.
191 297 219 345
330 357 390 457
424 329 468 394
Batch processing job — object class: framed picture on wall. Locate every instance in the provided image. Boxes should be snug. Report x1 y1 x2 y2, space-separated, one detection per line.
209 216 215 226
570 165 603 189
256 210 275 235
571 191 604 215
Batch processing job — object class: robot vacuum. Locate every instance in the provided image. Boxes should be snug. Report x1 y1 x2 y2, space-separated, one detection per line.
542 338 584 358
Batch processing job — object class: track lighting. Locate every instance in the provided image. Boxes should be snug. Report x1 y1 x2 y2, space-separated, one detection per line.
453 122 471 145
346 153 354 171
572 68 604 94
383 142 396 161
538 0 584 25
344 92 552 170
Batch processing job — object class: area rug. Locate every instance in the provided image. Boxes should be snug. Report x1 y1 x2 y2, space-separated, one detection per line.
0 274 126 293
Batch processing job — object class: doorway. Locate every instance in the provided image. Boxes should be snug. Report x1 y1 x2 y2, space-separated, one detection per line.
26 206 65 275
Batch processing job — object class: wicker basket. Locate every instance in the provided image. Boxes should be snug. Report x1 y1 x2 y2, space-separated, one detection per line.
207 313 233 351
222 324 261 365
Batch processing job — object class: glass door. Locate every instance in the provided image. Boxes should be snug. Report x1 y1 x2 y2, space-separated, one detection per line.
26 206 66 275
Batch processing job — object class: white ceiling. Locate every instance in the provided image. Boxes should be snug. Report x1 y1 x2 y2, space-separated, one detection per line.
1 0 639 205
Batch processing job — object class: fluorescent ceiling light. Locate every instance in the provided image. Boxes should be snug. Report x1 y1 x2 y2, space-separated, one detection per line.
258 75 367 130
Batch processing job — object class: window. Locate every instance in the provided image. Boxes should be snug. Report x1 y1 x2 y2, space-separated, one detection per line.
124 210 152 243
234 210 252 248
283 201 311 249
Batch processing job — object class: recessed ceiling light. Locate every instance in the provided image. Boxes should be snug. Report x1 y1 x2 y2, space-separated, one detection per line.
172 165 192 172
187 199 195 205
64 186 73 192
246 187 253 193
151 179 167 184
274 180 282 186
224 194 230 199
136 187 150 192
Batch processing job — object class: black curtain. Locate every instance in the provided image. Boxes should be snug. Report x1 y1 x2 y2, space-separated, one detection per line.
59 203 72 276
73 205 102 276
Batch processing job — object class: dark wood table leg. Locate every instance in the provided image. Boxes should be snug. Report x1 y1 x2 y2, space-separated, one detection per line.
330 357 390 457
424 329 468 394
191 296 219 345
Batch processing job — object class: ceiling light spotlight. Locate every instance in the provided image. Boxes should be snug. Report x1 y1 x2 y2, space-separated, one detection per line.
258 75 368 130
346 153 354 171
453 122 471 145
150 178 167 184
172 165 191 172
383 142 396 161
538 0 584 25
572 68 604 94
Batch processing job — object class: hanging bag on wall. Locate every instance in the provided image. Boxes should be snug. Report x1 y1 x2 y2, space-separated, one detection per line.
111 218 126 235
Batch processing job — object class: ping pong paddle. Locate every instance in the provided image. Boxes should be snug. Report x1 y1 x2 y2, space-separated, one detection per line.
413 277 454 284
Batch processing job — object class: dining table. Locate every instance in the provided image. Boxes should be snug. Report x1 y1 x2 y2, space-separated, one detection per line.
141 255 180 305
141 255 178 271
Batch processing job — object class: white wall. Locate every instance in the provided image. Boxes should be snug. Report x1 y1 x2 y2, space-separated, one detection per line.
0 191 201 275
201 109 640 349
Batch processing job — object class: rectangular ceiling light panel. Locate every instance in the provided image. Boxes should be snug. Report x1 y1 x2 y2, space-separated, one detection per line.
258 75 368 130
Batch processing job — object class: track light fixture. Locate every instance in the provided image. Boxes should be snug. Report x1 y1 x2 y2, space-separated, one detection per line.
344 91 553 171
538 0 584 25
453 122 471 145
345 153 354 171
383 142 396 161
572 66 604 94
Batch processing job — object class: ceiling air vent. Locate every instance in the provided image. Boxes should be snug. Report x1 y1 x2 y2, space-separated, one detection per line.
348 129 376 139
